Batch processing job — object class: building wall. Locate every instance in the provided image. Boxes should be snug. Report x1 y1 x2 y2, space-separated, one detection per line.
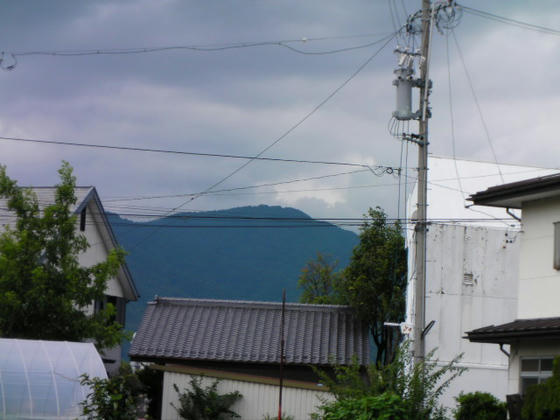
518 196 560 318
507 340 560 394
79 201 125 375
79 201 124 302
411 224 519 407
162 371 333 420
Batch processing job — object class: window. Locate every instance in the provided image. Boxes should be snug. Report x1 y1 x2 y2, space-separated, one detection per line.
94 295 126 326
80 207 87 231
520 357 553 394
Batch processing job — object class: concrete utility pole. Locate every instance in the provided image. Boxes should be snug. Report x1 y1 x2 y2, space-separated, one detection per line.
413 0 432 365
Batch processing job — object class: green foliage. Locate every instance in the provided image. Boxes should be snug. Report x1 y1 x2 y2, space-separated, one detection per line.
172 376 242 419
316 392 406 420
298 253 343 304
340 207 407 366
314 343 465 420
522 356 560 420
80 364 142 420
0 162 126 349
454 392 506 420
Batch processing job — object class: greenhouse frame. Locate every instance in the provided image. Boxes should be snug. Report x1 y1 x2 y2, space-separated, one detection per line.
0 338 107 419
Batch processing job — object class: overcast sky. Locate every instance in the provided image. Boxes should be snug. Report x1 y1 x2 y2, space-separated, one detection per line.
1 0 559 225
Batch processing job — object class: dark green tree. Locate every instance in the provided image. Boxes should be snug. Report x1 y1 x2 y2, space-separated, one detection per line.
298 253 343 304
0 162 126 349
522 356 560 420
80 363 143 420
340 207 407 366
454 392 506 420
172 377 242 420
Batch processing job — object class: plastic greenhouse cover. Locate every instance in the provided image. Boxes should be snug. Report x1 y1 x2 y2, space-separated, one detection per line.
0 338 107 419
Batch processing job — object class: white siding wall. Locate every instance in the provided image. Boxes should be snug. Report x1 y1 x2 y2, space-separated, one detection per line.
162 372 333 420
518 197 560 318
410 224 519 408
79 201 124 312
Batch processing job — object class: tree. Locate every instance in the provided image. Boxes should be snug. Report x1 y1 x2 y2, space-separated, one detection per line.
298 253 343 304
522 356 560 420
312 343 464 420
0 162 126 349
340 207 407 366
172 377 242 420
454 392 506 420
80 363 144 420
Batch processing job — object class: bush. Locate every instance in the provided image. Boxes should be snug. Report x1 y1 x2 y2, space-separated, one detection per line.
454 392 506 420
522 356 560 420
80 364 142 420
313 342 465 420
316 392 407 420
172 376 242 420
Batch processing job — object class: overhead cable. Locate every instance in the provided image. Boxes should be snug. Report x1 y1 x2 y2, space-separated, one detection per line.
0 135 393 170
460 5 560 36
0 32 394 70
125 31 399 250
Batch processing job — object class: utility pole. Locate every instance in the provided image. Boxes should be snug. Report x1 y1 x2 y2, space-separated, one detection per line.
413 0 432 365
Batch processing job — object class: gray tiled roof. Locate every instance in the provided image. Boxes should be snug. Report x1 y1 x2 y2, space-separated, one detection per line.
467 317 560 343
130 297 370 366
0 186 94 225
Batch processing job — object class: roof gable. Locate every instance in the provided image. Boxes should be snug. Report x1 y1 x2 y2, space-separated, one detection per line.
129 297 370 366
0 186 139 301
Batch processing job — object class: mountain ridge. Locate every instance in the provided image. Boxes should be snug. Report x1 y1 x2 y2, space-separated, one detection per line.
108 205 359 337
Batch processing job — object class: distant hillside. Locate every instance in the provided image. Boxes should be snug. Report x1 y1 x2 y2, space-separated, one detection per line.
108 205 359 338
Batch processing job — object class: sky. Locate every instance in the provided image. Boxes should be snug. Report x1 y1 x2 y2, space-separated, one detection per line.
1 0 560 227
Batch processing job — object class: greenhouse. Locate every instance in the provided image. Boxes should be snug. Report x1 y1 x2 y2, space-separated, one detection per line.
0 338 107 419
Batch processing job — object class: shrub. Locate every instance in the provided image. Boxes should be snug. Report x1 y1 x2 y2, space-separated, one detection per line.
316 392 407 420
522 356 560 420
80 366 141 420
313 341 465 420
454 392 506 420
172 376 242 420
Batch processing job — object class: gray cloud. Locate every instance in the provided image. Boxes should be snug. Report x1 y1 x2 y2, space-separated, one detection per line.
1 0 559 229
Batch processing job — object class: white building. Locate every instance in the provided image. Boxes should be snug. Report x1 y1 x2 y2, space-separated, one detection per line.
0 186 139 374
406 156 556 407
467 172 560 395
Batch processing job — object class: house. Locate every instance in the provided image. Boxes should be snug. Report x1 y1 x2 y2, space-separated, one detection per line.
0 186 139 374
405 156 556 407
129 297 369 420
466 173 560 395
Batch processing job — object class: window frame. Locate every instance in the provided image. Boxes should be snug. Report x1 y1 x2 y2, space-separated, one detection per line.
554 222 560 270
520 356 554 394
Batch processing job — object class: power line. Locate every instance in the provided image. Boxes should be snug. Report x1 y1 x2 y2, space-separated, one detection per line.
0 135 390 170
445 31 466 198
450 29 504 183
126 31 398 249
460 5 560 36
104 168 373 202
0 33 395 70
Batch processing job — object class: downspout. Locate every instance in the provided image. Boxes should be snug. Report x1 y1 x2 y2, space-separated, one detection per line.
499 343 510 358
506 208 521 222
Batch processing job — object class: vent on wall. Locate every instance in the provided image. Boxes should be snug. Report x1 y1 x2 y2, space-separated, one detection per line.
463 273 474 286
